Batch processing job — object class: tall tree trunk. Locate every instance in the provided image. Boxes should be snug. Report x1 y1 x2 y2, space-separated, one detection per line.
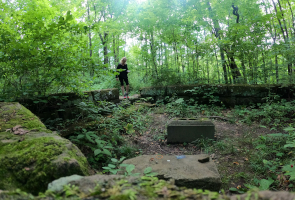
271 0 292 76
113 35 117 65
286 0 295 37
116 35 119 63
150 31 158 78
207 2 228 84
275 55 279 84
87 1 93 76
145 34 148 79
225 50 242 83
192 49 195 76
214 49 220 84
87 2 92 58
262 52 267 83
176 44 180 73
99 32 109 66
207 59 209 84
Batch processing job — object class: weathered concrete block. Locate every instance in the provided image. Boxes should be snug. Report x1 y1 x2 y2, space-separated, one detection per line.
167 118 215 144
121 154 221 191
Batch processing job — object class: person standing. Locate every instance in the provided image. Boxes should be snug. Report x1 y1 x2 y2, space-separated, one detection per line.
116 57 129 99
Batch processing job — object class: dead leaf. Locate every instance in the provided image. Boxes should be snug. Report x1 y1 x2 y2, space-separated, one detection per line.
201 110 205 115
24 167 30 171
5 129 11 133
14 129 29 135
237 185 241 189
13 125 22 132
244 158 248 161
233 162 239 165
135 152 139 154
11 125 28 135
161 186 169 197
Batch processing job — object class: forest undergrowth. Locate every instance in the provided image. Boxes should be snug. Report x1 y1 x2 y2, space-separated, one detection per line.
43 92 295 195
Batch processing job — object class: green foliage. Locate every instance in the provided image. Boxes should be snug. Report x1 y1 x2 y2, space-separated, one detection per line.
232 100 295 128
185 86 221 104
0 0 101 100
102 157 126 174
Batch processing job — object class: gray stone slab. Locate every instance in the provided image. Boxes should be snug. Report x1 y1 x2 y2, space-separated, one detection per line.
167 118 215 144
121 154 221 191
47 174 139 195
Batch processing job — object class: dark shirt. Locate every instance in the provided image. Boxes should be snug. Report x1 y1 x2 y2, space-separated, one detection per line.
116 63 128 78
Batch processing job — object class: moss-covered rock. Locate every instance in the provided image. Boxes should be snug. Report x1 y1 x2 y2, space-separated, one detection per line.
0 102 92 194
1 175 295 200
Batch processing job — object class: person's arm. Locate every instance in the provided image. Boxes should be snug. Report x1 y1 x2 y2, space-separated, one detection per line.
126 64 129 73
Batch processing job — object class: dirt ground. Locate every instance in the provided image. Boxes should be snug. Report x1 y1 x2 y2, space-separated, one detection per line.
125 113 280 193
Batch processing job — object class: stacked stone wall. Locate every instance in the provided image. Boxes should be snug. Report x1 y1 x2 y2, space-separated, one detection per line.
140 84 295 106
20 88 119 120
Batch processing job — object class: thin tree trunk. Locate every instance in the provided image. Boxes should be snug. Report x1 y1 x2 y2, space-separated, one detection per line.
207 59 209 84
286 0 295 37
262 52 267 83
113 35 117 66
150 31 158 78
214 49 220 84
116 35 119 63
99 32 109 66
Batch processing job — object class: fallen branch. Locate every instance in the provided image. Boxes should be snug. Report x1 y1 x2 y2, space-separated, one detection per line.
207 116 232 122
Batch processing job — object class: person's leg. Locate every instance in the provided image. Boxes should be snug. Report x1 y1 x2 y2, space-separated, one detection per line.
125 77 129 96
126 85 129 94
119 77 125 96
121 86 125 96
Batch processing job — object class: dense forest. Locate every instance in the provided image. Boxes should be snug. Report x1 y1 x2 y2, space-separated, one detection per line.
1 0 295 100
2 0 295 197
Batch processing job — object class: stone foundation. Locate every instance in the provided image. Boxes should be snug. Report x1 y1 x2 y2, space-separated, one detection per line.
20 88 119 120
140 84 295 106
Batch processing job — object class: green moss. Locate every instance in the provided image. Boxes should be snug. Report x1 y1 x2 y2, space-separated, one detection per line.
0 137 64 193
0 102 91 195
67 145 90 176
0 136 90 194
63 157 71 162
0 102 45 130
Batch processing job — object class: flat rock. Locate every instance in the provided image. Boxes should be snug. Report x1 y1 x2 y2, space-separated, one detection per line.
121 154 221 191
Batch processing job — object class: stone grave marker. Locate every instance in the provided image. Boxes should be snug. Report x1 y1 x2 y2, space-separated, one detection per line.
167 118 215 143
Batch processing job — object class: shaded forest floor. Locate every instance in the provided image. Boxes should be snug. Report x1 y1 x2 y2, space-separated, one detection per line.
122 110 281 193
47 99 295 195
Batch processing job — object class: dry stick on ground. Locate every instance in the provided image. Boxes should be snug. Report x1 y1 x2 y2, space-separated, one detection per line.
207 116 233 122
158 144 171 155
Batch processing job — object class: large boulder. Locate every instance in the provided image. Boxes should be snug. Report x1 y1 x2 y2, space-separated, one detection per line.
0 102 92 194
121 154 221 191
